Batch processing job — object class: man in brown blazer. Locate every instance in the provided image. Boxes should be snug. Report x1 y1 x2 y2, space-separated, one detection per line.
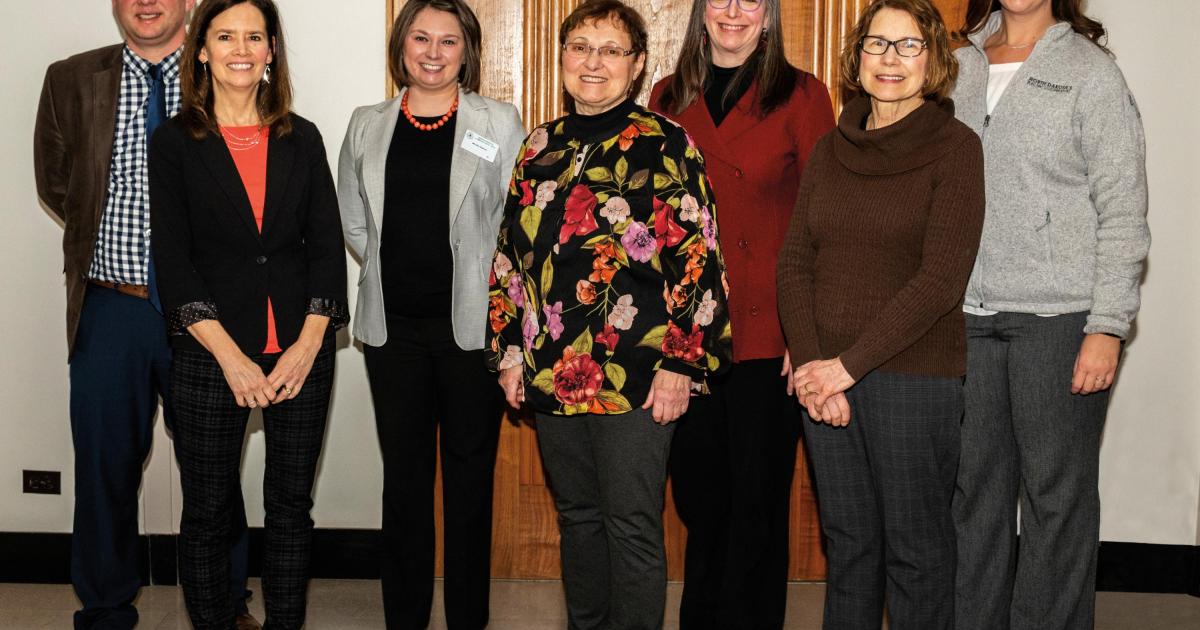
33 1 254 628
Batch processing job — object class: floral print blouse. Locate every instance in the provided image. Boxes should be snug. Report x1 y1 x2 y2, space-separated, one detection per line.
487 103 732 416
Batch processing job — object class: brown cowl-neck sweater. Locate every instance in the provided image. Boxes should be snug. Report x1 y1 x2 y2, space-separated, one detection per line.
776 95 984 380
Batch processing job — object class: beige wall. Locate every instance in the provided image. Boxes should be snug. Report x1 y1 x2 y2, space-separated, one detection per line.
1 0 1196 546
1088 0 1200 545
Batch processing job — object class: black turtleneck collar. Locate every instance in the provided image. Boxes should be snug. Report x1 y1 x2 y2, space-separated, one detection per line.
705 63 753 127
833 95 971 176
565 98 639 143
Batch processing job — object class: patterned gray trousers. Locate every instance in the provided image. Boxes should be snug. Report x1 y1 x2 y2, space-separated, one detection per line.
804 369 963 630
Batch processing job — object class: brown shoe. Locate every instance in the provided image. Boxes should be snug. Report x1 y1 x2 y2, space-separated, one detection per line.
235 612 263 630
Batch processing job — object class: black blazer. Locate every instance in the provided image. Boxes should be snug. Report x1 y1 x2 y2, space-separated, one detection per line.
149 113 348 356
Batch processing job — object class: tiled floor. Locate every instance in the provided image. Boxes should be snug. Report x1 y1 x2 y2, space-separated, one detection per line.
1 579 1197 629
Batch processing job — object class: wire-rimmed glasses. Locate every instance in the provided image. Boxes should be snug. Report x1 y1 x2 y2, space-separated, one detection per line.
561 42 639 61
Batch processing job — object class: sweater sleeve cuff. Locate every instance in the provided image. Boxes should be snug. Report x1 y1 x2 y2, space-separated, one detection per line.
1082 322 1128 339
838 348 872 384
167 301 219 336
659 358 706 381
306 298 349 330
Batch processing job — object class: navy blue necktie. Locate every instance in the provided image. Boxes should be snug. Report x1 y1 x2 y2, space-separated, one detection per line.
146 63 165 314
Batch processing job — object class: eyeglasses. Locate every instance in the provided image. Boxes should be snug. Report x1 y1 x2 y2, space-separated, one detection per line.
562 42 639 60
859 36 927 57
707 0 763 11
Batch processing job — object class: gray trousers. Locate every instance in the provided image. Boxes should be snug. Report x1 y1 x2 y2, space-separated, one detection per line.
536 408 675 630
955 312 1110 630
804 370 962 630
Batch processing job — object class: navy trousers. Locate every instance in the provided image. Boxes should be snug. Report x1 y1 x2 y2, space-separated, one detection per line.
69 284 251 629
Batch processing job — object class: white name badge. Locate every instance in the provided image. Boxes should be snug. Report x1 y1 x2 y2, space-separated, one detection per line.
462 130 500 163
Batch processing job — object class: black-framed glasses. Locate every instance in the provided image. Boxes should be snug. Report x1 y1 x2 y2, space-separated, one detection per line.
707 0 763 11
562 42 639 60
859 36 927 57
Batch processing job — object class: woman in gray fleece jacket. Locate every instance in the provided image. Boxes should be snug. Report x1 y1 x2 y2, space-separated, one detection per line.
950 1 1150 629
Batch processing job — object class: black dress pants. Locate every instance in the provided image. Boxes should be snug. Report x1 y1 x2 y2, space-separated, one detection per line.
172 339 334 630
669 358 802 630
363 316 503 630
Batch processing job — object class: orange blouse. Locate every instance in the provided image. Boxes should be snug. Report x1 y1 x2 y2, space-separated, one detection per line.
222 125 281 354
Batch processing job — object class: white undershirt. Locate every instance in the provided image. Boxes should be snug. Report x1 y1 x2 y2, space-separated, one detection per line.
986 62 1022 115
965 61 1059 318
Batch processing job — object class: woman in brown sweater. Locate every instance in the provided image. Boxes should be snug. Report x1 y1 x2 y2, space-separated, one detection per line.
775 0 983 627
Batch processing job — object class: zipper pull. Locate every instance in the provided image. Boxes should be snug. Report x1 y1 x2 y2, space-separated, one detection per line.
983 115 991 128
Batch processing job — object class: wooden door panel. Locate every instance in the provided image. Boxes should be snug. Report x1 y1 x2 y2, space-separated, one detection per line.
387 0 966 582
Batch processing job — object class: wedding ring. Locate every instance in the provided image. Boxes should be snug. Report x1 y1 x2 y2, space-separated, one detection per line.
803 384 817 396
285 386 294 395
248 400 257 408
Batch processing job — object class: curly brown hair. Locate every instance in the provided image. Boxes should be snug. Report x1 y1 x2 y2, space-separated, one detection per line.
559 0 649 99
839 0 958 103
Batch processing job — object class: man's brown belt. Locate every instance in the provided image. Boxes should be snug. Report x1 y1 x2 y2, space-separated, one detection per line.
89 278 150 300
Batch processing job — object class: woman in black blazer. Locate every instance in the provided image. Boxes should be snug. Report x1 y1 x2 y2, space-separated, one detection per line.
149 1 346 628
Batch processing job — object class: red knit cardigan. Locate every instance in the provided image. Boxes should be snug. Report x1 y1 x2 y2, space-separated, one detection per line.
650 69 834 361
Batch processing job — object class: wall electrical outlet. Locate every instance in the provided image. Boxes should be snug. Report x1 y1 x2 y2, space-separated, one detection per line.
23 470 61 495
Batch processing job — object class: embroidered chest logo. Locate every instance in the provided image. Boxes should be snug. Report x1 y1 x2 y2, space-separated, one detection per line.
1027 77 1073 93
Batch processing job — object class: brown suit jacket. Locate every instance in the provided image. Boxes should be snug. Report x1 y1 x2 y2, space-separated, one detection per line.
34 44 124 356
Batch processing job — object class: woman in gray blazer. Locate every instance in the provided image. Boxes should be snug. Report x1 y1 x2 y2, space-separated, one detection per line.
336 1 523 627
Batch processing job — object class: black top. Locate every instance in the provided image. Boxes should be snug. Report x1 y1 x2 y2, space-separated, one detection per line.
381 111 457 318
705 63 753 127
148 114 348 356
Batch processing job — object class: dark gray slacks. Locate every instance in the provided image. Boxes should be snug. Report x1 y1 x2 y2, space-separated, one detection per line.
536 408 675 630
803 370 962 630
955 312 1110 630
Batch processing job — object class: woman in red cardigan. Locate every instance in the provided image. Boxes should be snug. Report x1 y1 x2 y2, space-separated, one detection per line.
649 1 833 627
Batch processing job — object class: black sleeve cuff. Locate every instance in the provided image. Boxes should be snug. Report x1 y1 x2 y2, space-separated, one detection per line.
659 358 706 381
306 298 349 330
167 301 219 336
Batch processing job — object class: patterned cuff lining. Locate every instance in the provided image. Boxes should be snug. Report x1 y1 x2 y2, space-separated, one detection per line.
307 298 349 330
168 301 219 336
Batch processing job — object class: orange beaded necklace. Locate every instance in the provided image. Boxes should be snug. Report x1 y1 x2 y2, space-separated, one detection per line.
401 91 458 131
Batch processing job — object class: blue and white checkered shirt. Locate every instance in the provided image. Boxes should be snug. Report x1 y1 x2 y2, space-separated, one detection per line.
88 46 182 285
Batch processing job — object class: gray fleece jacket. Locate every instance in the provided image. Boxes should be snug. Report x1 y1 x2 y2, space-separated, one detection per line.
952 12 1149 338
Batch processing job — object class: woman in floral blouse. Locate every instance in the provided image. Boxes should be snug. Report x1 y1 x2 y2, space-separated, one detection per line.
487 1 730 626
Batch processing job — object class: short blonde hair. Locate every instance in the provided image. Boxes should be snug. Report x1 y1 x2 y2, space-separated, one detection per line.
839 0 958 103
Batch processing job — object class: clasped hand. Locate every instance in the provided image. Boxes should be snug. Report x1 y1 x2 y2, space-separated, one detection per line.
219 340 319 409
792 357 855 427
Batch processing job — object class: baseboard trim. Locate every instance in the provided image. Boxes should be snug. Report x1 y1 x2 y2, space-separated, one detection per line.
2 531 1196 596
1096 541 1199 596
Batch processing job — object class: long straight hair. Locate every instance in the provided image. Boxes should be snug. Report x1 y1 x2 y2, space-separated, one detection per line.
960 0 1108 51
656 0 796 118
178 0 293 139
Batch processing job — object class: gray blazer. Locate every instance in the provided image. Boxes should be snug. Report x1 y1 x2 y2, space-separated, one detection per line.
338 88 524 350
